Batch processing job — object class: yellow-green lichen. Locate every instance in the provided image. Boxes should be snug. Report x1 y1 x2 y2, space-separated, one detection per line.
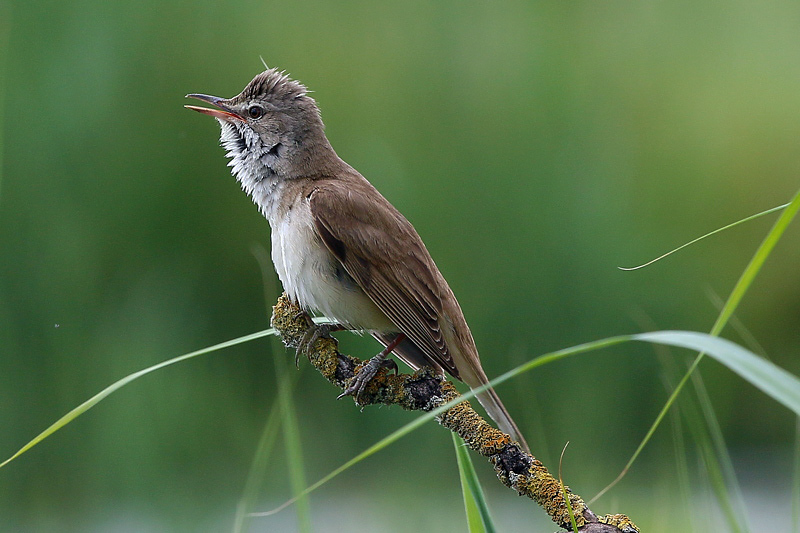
270 293 637 533
598 513 640 532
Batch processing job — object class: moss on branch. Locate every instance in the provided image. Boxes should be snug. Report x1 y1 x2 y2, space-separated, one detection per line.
271 294 639 533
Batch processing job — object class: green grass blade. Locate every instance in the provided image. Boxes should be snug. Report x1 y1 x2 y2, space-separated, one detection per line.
0 328 278 469
793 417 800 533
596 328 800 507
635 331 800 415
668 394 694 530
274 336 312 533
251 325 799 517
634 331 796 530
252 243 312 532
710 189 800 336
453 433 495 533
691 371 749 531
594 188 800 502
249 334 634 517
561 481 578 533
619 202 790 271
233 405 283 533
558 443 579 533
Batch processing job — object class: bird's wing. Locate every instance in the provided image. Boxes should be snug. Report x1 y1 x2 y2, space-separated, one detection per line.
308 181 459 378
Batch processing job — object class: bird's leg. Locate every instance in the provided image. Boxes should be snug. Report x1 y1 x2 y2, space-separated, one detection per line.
338 333 405 400
296 312 345 366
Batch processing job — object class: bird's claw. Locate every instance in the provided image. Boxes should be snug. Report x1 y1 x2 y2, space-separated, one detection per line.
297 323 329 366
382 358 399 375
337 354 397 401
295 316 344 367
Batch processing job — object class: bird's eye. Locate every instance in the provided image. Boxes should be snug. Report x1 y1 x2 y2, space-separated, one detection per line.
247 105 265 119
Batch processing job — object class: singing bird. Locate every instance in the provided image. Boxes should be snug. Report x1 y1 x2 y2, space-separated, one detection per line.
186 68 528 450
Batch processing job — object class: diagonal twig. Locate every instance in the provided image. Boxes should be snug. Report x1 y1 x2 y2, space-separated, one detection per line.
271 294 639 533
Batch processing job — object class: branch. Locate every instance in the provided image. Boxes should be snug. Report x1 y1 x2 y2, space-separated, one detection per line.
271 294 639 533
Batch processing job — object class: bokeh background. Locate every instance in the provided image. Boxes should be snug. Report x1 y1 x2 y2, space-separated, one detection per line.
2 1 799 531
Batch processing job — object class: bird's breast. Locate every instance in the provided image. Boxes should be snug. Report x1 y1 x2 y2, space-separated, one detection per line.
270 201 394 331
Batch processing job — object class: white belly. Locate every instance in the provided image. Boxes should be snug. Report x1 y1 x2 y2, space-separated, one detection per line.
270 203 394 331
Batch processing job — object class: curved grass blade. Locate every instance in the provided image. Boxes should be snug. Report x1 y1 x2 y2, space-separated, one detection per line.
638 330 800 532
594 188 800 503
453 433 495 533
274 336 312 533
0 329 278 469
710 189 800 336
793 418 800 532
635 331 800 415
619 202 789 271
232 404 282 533
254 323 800 518
692 369 750 531
558 442 579 533
248 335 632 518
668 398 694 529
251 242 314 533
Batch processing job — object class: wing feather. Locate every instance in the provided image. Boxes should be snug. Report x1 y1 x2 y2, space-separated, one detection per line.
308 182 458 377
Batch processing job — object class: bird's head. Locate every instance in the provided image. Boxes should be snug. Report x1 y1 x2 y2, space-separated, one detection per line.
186 68 330 180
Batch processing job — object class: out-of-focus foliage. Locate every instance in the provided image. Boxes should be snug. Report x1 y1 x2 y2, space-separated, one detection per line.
1 1 798 531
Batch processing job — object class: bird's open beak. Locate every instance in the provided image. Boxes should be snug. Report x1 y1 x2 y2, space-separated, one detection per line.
184 94 243 121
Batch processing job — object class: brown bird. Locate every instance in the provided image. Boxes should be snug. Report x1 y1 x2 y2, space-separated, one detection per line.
186 68 528 450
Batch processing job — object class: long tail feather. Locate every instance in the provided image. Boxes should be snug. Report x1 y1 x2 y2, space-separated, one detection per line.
372 332 530 453
474 386 530 453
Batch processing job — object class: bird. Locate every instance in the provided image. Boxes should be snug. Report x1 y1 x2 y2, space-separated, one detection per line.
185 68 528 450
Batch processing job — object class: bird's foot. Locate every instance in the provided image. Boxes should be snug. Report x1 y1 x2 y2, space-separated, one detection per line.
338 352 398 400
337 332 405 400
296 314 344 366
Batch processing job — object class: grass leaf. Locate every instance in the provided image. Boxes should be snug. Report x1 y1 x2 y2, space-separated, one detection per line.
558 442 579 533
619 202 789 271
0 329 278 469
232 405 283 533
275 336 312 533
635 331 800 416
453 434 495 533
247 334 634 517
594 187 800 503
793 418 800 532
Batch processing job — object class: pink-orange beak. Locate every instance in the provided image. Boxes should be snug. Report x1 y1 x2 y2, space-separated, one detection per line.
184 94 243 121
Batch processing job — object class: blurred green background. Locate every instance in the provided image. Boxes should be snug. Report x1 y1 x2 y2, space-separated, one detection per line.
2 1 799 531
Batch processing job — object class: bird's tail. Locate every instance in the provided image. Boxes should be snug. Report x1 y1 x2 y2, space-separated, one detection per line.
472 382 530 453
456 359 529 453
373 331 529 453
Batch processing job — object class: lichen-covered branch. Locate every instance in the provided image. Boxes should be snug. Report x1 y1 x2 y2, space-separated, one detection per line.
271 294 639 533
